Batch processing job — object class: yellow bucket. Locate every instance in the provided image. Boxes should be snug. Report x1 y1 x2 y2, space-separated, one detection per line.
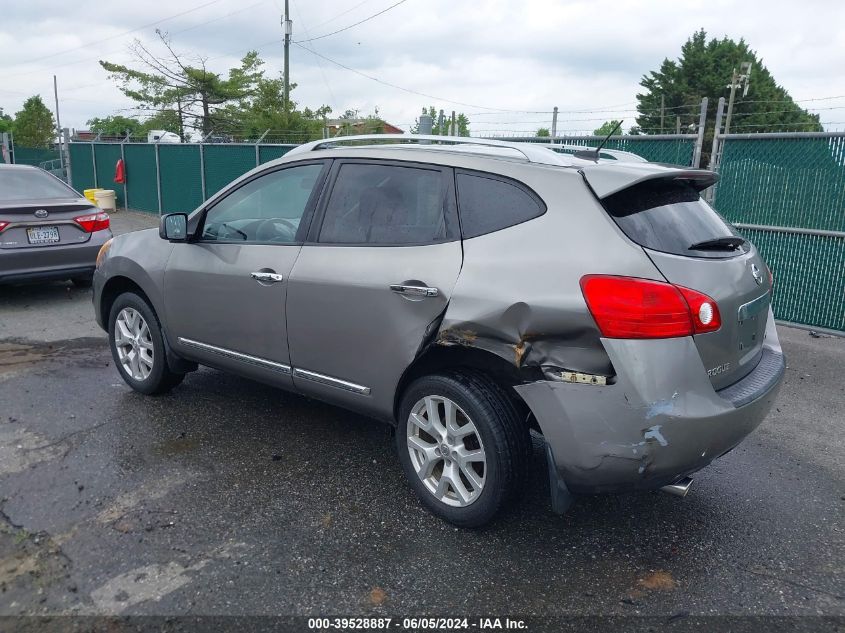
84 188 104 205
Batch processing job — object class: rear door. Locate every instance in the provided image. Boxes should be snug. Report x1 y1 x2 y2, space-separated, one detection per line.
285 159 463 418
598 176 772 389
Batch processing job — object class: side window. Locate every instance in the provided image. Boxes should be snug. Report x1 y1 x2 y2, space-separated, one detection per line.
456 172 545 238
318 163 456 245
201 163 324 243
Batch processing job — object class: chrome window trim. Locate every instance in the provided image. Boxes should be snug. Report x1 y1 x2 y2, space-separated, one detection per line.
177 337 291 374
292 368 371 395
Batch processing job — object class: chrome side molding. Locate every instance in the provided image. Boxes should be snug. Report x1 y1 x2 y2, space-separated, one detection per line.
177 338 372 395
292 368 371 395
177 337 292 374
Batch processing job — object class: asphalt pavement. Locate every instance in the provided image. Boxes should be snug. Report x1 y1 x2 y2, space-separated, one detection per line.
0 213 842 622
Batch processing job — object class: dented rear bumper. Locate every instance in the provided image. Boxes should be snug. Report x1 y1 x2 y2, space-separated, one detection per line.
514 312 784 496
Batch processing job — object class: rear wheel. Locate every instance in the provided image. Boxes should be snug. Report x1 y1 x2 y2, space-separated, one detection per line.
396 371 529 528
108 292 184 395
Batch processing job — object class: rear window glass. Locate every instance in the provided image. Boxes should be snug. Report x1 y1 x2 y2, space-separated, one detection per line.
456 172 545 238
0 169 75 201
602 179 745 259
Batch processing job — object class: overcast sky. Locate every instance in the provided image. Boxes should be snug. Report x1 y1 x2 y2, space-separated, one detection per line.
1 0 843 136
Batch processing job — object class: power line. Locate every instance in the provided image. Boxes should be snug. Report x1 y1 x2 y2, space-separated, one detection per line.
291 42 551 113
308 0 375 31
10 0 225 66
290 0 337 107
294 0 410 43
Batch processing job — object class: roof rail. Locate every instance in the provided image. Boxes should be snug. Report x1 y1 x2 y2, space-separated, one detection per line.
284 134 609 166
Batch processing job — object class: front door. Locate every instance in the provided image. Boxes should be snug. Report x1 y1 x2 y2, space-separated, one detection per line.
163 161 328 386
286 160 463 418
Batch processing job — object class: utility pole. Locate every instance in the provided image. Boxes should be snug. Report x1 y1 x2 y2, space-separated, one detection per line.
724 62 752 135
53 75 64 173
551 106 558 138
450 110 456 136
282 0 292 113
660 95 665 133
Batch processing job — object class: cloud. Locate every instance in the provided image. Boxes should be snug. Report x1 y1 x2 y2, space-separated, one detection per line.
0 0 843 133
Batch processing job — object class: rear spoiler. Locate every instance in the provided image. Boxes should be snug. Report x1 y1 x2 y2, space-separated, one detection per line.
580 163 719 199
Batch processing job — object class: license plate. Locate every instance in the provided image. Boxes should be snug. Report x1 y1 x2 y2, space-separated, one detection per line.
737 292 770 352
26 226 60 244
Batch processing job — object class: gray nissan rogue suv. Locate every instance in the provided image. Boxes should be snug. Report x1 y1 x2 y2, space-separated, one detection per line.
92 135 784 527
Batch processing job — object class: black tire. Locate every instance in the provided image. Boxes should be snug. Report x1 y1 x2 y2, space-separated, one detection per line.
108 292 185 395
396 370 529 528
71 276 93 288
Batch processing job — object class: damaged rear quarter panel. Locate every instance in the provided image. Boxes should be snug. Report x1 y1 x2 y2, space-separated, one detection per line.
437 164 663 375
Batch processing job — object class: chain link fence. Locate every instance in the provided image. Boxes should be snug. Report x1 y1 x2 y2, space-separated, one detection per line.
68 141 297 215
711 132 845 332
488 134 700 166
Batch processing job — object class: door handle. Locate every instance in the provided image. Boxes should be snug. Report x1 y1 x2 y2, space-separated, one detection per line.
389 284 439 298
251 271 284 283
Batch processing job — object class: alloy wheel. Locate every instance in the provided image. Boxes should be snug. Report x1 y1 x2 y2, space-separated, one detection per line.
114 307 154 381
406 395 486 507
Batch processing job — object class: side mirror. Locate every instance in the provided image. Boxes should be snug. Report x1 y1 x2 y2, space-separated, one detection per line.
159 213 189 242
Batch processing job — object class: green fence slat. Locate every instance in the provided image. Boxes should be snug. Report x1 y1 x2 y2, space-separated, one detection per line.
13 146 60 166
259 145 295 164
93 144 124 207
159 144 203 213
203 145 257 198
737 229 845 332
715 137 845 232
68 144 95 192
124 144 159 214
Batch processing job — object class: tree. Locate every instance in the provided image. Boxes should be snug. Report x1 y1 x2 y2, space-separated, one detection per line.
593 120 623 136
636 30 820 137
101 30 264 138
411 106 470 136
13 96 55 147
86 115 144 137
535 127 550 137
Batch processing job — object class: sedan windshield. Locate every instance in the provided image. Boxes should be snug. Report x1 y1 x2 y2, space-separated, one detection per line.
0 169 76 201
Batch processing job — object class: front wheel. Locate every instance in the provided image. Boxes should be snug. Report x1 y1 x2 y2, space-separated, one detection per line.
396 371 529 528
108 292 184 395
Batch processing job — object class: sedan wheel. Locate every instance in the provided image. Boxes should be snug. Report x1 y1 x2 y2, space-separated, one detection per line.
406 395 487 507
114 307 154 381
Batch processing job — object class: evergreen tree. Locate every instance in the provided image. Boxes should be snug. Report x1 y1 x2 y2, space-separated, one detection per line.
13 96 55 147
637 30 821 136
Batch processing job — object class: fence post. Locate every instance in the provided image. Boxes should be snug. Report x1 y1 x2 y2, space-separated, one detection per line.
120 133 128 211
692 97 708 168
254 129 270 167
199 143 207 202
708 97 726 172
91 142 98 188
1 132 10 164
154 139 162 215
62 128 72 187
704 97 726 204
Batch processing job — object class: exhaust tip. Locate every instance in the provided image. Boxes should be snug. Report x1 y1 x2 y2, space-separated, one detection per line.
660 476 693 498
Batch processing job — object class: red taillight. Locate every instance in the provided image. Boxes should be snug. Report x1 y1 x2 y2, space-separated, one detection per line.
0 221 8 233
580 275 721 339
74 211 110 233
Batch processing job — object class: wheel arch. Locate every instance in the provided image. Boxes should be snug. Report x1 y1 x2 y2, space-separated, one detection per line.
392 344 538 427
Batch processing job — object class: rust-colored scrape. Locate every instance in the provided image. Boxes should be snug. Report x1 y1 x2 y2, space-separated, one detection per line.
637 570 676 591
513 340 528 366
435 329 478 347
369 586 387 605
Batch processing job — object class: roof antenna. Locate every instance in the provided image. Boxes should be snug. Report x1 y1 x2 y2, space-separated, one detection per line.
574 119 624 162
